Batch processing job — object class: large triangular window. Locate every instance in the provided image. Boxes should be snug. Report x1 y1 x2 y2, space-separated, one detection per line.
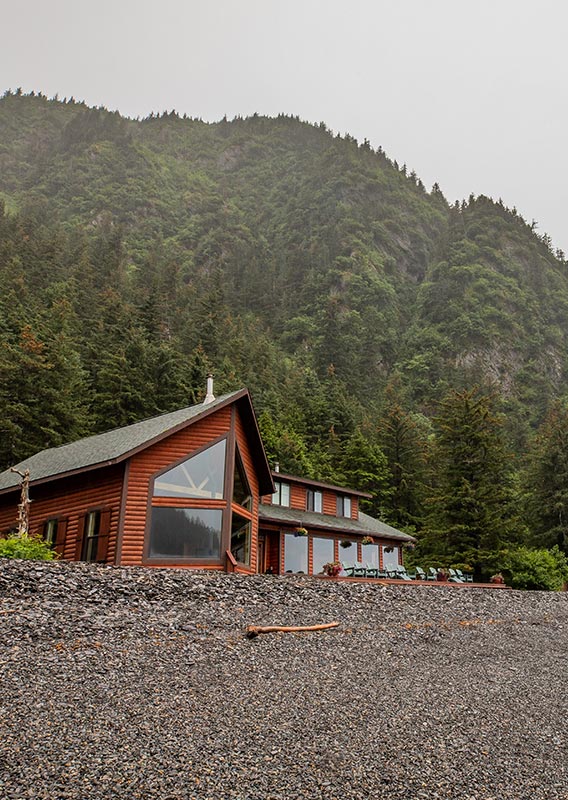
154 440 226 499
233 448 252 511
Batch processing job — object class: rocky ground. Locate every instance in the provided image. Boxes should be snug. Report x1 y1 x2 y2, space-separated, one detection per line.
0 560 567 800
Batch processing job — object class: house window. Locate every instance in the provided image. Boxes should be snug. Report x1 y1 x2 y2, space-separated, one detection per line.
153 440 226 499
233 449 252 511
363 543 379 569
81 511 101 562
44 519 58 547
306 489 322 513
311 536 334 575
149 508 222 559
231 513 251 566
272 481 290 507
338 539 359 564
381 545 400 570
336 495 352 518
283 532 307 573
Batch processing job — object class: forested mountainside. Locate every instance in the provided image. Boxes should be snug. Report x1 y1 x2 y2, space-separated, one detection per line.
2 90 568 574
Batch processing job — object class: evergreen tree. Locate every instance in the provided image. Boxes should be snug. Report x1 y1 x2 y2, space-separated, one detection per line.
378 381 430 529
425 388 520 579
525 402 568 554
339 428 391 518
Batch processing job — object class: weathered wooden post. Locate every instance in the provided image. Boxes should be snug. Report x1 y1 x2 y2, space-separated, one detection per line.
10 468 31 536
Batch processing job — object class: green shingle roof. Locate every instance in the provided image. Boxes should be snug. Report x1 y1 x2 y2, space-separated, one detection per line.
0 391 246 494
258 503 414 542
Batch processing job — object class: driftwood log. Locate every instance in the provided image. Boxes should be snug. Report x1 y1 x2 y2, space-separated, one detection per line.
246 621 339 639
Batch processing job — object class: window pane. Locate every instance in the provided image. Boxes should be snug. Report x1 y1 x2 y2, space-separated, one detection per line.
82 511 100 562
336 496 352 518
154 440 226 499
338 540 358 564
233 451 252 510
312 537 334 575
44 519 57 546
284 533 307 573
272 481 290 507
307 490 322 513
231 514 251 566
363 543 379 568
382 545 400 570
149 507 222 559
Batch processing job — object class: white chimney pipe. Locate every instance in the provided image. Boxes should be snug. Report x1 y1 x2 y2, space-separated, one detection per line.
203 373 215 404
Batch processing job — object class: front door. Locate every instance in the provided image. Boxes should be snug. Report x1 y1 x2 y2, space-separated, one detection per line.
257 533 266 573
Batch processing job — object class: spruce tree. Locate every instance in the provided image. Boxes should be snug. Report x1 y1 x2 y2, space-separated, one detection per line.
426 388 519 579
525 402 568 554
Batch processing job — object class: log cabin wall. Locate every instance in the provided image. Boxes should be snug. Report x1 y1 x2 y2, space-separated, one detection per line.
0 465 124 562
322 490 336 516
289 483 305 510
119 406 232 567
352 497 359 518
263 528 280 573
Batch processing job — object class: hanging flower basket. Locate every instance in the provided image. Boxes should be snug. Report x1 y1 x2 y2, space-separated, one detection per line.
340 540 352 549
322 561 342 577
294 527 308 537
361 536 374 545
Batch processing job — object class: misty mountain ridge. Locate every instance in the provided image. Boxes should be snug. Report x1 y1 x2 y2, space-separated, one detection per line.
1 89 568 473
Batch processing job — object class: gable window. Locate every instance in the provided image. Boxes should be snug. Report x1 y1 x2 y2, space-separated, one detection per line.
150 508 222 559
271 481 290 507
336 495 352 518
154 440 226 499
149 439 228 562
306 489 322 513
233 449 252 511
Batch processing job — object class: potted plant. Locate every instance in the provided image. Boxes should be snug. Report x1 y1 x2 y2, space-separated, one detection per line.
294 526 308 537
322 561 342 577
361 536 374 545
340 540 352 549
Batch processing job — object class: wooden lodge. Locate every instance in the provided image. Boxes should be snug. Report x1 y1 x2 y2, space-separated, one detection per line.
0 381 414 575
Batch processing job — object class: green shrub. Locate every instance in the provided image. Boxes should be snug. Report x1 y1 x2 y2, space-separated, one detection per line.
501 545 568 591
0 532 57 561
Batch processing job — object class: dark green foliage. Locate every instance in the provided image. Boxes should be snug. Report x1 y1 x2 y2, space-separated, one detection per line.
524 402 568 554
378 379 431 529
0 532 56 560
501 545 568 591
423 389 521 580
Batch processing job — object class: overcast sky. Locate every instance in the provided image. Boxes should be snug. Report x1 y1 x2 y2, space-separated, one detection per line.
3 0 567 252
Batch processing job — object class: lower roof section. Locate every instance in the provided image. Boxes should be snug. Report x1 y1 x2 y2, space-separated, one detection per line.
258 503 414 542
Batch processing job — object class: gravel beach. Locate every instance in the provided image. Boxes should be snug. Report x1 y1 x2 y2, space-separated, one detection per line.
1 560 567 800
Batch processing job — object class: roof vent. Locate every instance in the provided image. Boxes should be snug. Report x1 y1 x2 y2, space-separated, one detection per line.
203 373 215 404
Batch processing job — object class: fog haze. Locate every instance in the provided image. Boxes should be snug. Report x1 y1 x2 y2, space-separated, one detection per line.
3 0 567 251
